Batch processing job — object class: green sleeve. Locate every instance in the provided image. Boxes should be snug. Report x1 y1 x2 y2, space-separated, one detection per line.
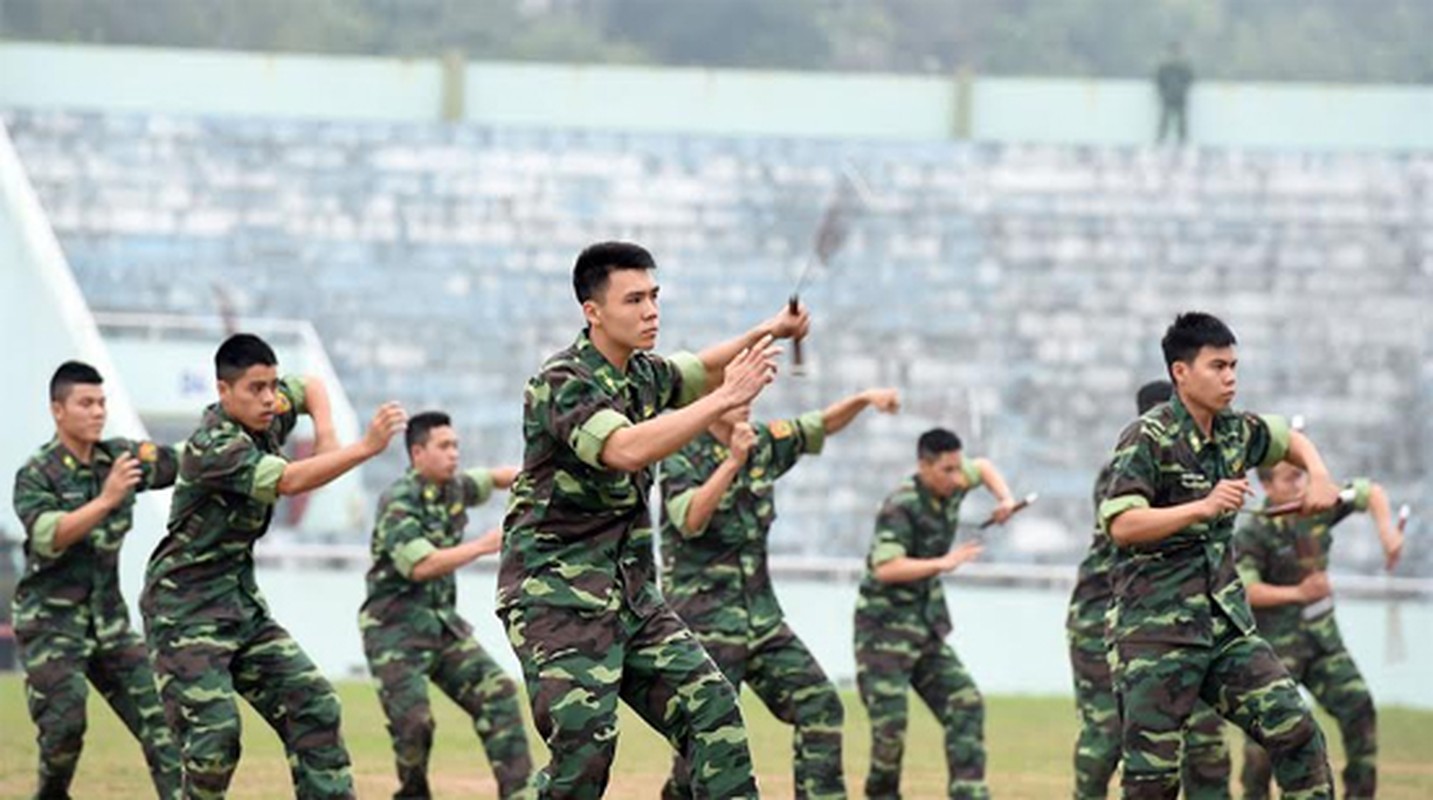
462 468 496 507
13 463 64 558
665 351 708 410
376 492 436 580
870 499 915 568
186 425 287 505
1252 413 1291 468
1099 422 1158 532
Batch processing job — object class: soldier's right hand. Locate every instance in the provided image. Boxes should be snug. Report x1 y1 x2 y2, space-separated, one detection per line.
472 527 504 557
729 422 757 466
719 335 781 407
100 453 143 507
1200 478 1249 519
1297 571 1332 603
940 540 983 572
363 402 408 455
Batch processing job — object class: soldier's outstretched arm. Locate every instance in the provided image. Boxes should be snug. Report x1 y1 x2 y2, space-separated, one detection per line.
302 375 340 455
1281 431 1339 514
410 527 502 582
971 458 1018 523
821 388 899 437
487 466 519 490
873 541 983 584
1364 481 1403 570
695 302 810 391
600 339 779 472
276 402 406 496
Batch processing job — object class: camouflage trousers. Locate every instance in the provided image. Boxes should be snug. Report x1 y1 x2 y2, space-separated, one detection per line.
1067 622 1230 799
663 619 845 800
362 623 533 799
854 629 987 800
500 602 757 799
1112 610 1332 800
17 627 182 800
1240 628 1375 800
146 614 354 799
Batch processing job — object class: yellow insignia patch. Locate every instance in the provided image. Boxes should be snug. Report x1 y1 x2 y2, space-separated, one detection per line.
423 485 439 501
770 420 794 440
63 455 77 470
449 502 463 516
275 392 292 415
138 441 159 463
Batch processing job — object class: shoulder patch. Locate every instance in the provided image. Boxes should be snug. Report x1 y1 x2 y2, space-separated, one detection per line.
274 392 292 415
770 420 794 440
138 441 159 463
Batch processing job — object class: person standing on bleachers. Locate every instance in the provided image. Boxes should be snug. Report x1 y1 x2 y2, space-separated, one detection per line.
141 333 407 799
12 361 183 799
1155 42 1195 144
359 411 533 799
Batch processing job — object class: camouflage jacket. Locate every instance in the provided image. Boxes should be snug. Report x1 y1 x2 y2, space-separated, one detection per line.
1098 394 1290 645
855 463 985 641
1065 462 1117 636
359 467 497 641
140 376 307 626
1234 479 1370 652
659 412 825 635
497 330 706 615
12 437 177 642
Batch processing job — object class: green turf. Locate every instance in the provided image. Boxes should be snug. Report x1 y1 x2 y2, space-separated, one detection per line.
2 675 1430 797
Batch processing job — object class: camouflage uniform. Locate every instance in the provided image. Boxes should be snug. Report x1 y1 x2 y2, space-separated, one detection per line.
1234 480 1377 800
360 467 532 799
13 437 183 799
1098 395 1333 800
496 331 756 799
140 376 355 800
1067 462 1231 799
659 412 844 799
854 465 990 800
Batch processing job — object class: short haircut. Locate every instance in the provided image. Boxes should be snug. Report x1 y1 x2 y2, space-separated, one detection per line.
572 241 657 303
215 333 277 382
1161 312 1237 377
1136 380 1173 415
406 411 453 453
917 428 963 461
50 360 103 403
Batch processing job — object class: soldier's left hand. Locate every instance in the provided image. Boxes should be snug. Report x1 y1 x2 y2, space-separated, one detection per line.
866 388 901 413
766 301 811 341
1300 475 1341 515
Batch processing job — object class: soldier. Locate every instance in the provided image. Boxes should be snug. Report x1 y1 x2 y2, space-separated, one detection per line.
1155 41 1195 143
1235 463 1404 800
660 388 902 799
140 333 407 799
1100 311 1338 800
496 241 808 799
360 411 532 799
12 361 182 799
854 427 1019 800
1067 379 1231 799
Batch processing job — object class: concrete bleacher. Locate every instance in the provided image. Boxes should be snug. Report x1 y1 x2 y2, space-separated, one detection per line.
5 109 1429 572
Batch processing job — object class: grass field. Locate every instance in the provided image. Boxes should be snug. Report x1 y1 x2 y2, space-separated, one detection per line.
2 675 1431 798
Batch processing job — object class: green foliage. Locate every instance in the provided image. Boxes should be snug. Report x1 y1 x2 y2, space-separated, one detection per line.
0 0 1429 82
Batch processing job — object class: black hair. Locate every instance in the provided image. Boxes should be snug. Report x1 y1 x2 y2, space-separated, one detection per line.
573 241 657 303
405 411 453 454
1136 380 1173 415
1161 312 1236 379
917 428 963 461
49 360 103 403
215 333 278 382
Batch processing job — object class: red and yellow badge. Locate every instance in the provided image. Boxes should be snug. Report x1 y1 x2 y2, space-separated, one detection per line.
137 441 159 463
274 392 292 416
769 420 794 440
